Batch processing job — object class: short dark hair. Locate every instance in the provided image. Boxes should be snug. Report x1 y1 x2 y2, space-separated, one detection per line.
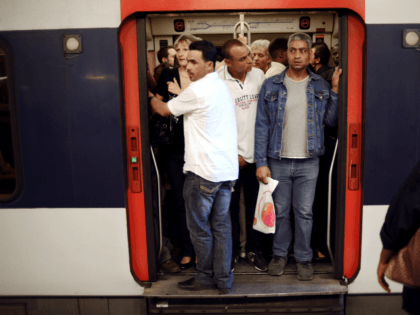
222 39 245 60
157 45 174 64
288 33 312 50
189 40 218 67
313 43 331 66
268 37 288 59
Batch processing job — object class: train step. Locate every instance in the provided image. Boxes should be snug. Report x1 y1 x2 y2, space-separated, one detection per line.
146 294 345 314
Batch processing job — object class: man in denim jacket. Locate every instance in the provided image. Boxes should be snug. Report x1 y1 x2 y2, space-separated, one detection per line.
254 33 342 281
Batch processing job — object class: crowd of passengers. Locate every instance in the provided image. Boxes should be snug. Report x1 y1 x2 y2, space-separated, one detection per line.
147 33 341 294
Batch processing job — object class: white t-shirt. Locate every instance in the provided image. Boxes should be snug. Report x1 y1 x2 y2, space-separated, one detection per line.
217 66 265 163
168 72 238 182
265 61 286 78
281 74 310 158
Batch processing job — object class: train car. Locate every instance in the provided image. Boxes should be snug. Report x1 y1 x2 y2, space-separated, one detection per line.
0 0 419 313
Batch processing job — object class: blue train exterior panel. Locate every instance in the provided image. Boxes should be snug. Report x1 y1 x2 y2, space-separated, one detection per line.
364 24 420 206
0 28 125 208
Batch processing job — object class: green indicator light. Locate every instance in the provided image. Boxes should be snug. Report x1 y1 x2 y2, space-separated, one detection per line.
131 157 137 163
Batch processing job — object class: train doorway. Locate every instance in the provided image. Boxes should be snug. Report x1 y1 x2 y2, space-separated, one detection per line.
119 8 364 301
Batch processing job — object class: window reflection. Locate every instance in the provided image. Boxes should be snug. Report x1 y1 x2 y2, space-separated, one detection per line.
0 47 16 198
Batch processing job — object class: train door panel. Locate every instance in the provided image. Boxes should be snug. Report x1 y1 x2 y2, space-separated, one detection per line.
119 9 364 289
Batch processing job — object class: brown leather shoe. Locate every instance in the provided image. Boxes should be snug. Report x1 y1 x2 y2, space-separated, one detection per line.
159 258 181 273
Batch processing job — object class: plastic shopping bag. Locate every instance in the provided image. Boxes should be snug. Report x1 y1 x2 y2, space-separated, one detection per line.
253 177 279 234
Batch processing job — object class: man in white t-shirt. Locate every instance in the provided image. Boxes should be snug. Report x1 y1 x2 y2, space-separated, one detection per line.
251 39 286 79
150 40 238 294
218 39 268 272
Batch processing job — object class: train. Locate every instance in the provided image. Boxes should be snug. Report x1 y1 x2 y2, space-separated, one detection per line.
0 0 419 313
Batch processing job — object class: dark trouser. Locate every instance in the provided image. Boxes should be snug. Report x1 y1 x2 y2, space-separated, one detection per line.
165 157 194 257
230 162 263 256
403 285 420 315
183 172 235 289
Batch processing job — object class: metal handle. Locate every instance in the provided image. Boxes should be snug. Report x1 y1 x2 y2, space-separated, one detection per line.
348 123 361 190
127 126 142 193
233 14 251 44
150 145 163 261
327 139 338 269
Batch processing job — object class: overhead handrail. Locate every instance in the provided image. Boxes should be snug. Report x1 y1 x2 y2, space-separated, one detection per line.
233 14 251 44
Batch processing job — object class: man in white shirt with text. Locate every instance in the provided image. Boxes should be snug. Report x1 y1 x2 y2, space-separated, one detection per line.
218 39 268 272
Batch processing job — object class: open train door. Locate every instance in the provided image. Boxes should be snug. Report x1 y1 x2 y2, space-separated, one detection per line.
118 0 365 309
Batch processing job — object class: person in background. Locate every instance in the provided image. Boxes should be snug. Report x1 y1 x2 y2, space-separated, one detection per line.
154 45 176 82
147 62 180 274
309 42 338 261
268 37 289 67
154 34 202 271
252 39 286 78
331 44 339 67
218 39 268 272
150 40 238 295
377 160 420 315
309 42 335 87
254 32 342 281
215 35 249 71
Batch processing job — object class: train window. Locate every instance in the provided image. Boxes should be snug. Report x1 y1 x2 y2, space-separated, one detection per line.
0 42 21 202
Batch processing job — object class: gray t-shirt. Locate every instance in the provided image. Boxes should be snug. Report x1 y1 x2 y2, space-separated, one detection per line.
281 74 310 158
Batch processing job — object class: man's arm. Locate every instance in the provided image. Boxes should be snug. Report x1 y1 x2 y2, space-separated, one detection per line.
324 67 342 127
149 93 172 117
331 66 342 93
254 82 271 184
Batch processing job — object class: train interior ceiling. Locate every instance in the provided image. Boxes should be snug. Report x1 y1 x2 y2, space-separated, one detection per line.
142 11 346 298
146 11 339 70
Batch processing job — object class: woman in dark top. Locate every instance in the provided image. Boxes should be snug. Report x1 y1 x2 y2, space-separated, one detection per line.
377 160 420 315
154 34 201 270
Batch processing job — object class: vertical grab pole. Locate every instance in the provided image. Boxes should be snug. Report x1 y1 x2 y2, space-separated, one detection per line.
240 14 245 37
150 146 163 261
327 140 339 269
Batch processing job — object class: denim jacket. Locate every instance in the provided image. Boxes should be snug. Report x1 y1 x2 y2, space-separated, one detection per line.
254 67 339 168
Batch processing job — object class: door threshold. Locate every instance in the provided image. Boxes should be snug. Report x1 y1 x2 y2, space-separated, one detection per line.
143 273 347 298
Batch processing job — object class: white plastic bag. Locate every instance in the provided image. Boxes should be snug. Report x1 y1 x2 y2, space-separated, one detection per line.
253 177 279 234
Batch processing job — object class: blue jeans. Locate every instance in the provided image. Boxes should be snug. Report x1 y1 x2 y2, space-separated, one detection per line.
183 172 235 289
268 157 319 262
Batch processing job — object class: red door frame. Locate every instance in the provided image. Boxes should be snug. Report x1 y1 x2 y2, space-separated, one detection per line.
119 1 365 283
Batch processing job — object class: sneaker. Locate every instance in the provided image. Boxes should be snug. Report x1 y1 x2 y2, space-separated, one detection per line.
297 261 314 281
268 255 287 276
231 255 239 272
159 258 181 273
247 252 268 271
